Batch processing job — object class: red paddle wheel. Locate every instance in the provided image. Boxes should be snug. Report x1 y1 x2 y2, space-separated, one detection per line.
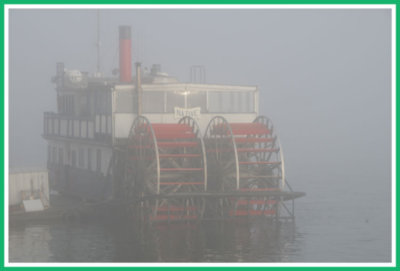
125 116 207 222
204 116 284 218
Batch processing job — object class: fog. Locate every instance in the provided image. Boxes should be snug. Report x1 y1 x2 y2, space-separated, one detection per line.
8 8 392 262
9 8 391 177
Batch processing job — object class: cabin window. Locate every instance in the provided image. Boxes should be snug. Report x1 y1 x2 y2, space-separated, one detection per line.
52 146 57 163
247 92 255 112
232 92 248 113
96 149 102 172
69 96 75 114
95 91 111 114
88 148 92 170
71 150 77 167
78 94 90 116
208 92 229 112
59 95 75 115
187 92 206 112
166 92 185 112
58 148 64 165
143 91 164 113
78 148 84 168
208 91 255 113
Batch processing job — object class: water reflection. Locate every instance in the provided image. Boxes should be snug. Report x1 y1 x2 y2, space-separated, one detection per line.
9 217 298 263
9 224 52 262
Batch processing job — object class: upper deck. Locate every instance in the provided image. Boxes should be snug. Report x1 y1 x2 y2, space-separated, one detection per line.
44 63 259 144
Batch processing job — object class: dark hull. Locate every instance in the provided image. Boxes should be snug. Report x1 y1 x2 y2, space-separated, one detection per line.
48 164 112 201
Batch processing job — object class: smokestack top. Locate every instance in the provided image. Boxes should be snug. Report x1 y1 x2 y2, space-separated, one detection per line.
119 25 132 83
119 25 131 39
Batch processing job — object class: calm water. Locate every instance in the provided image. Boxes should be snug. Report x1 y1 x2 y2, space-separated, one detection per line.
9 173 392 263
9 219 298 262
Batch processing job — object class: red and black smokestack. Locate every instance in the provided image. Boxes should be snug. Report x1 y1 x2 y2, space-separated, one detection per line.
119 25 132 83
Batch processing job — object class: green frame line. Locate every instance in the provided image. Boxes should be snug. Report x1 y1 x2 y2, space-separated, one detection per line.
2 1 400 4
1 1 4 270
1 1 397 269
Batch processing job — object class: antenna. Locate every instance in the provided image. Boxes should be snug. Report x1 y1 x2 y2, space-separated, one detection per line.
96 10 101 74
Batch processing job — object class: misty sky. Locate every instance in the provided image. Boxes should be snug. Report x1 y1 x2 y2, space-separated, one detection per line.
7 7 393 262
8 8 391 185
